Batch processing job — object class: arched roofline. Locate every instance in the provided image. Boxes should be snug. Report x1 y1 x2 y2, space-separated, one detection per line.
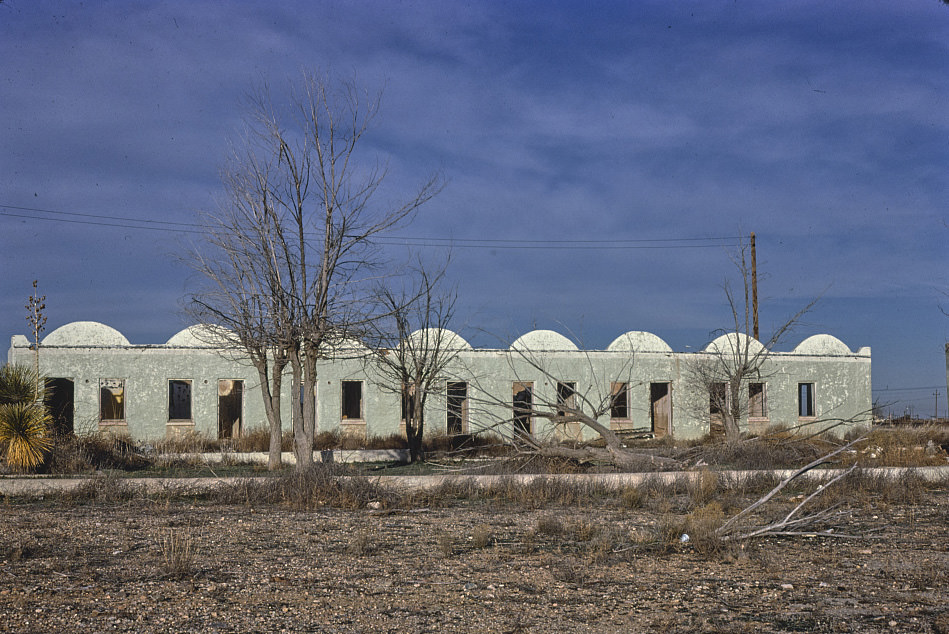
606 331 673 353
42 321 130 346
793 334 854 355
165 325 235 347
510 329 579 352
703 332 766 355
405 328 472 351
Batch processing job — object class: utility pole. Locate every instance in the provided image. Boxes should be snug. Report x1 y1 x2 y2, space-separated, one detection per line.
750 232 759 341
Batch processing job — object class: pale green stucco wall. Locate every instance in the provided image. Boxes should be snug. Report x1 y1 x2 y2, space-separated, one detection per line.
8 323 872 442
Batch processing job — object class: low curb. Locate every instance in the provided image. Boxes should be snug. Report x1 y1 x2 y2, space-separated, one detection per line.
2 465 947 498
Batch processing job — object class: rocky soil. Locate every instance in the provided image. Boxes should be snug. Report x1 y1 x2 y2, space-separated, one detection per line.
1 487 947 633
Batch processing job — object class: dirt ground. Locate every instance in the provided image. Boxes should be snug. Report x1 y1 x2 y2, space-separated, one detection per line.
1 488 948 633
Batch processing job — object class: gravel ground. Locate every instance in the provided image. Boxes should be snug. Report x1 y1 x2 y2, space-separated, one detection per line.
1 489 948 633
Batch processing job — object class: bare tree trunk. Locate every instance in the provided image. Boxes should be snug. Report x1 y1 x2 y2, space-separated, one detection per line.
298 352 317 469
407 391 425 463
289 353 309 468
252 356 286 471
724 379 742 441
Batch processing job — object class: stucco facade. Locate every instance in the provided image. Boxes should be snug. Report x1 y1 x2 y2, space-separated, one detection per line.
8 321 872 442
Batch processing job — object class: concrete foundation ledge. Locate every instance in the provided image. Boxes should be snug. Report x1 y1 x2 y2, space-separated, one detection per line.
1 465 947 498
156 449 409 464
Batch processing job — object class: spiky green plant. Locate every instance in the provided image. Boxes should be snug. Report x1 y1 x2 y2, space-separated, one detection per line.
0 402 53 471
0 363 42 406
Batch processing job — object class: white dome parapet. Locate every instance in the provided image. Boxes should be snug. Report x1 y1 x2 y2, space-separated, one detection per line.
42 321 130 346
703 332 766 356
510 329 579 352
607 331 673 353
405 328 472 351
165 325 234 347
793 334 853 356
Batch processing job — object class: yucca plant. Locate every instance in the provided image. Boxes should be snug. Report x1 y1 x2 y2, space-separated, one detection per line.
0 402 53 472
0 363 42 406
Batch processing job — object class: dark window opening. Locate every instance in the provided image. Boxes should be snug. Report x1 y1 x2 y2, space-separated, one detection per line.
45 378 74 435
512 382 533 437
342 381 363 420
168 380 192 420
610 382 629 419
709 383 727 416
556 382 576 417
447 381 467 435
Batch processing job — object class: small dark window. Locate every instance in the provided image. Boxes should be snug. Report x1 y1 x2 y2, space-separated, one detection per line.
447 381 467 435
709 383 727 417
556 382 576 417
512 382 533 436
168 380 192 420
798 383 815 418
610 382 629 419
342 381 363 420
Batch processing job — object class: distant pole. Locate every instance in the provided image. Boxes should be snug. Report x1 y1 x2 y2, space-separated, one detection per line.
750 232 759 340
935 391 939 420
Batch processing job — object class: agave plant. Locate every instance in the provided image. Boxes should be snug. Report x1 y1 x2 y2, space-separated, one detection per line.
0 402 53 472
0 363 42 406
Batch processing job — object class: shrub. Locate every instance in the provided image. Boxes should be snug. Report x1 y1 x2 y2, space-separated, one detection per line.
619 485 644 509
347 529 376 556
649 513 687 555
471 524 493 548
154 430 219 454
45 431 151 473
159 532 195 579
0 402 53 472
688 469 720 508
64 472 144 503
437 531 455 557
535 515 564 535
684 501 725 556
0 364 41 406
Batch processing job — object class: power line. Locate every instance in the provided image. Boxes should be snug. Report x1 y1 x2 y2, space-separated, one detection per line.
0 204 198 229
0 209 203 234
0 203 741 249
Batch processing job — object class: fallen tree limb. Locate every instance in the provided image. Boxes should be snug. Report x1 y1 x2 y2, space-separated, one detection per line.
716 437 865 541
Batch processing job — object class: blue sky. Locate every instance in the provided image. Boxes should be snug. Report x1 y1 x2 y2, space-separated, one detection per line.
2 1 947 417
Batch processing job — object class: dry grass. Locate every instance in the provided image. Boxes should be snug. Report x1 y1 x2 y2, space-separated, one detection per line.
844 425 949 467
44 432 151 473
535 515 564 535
159 531 195 579
471 523 493 548
684 501 726 556
346 529 377 556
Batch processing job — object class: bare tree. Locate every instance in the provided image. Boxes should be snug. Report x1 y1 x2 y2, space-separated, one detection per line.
186 154 297 469
187 70 442 470
686 236 818 442
365 266 461 462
